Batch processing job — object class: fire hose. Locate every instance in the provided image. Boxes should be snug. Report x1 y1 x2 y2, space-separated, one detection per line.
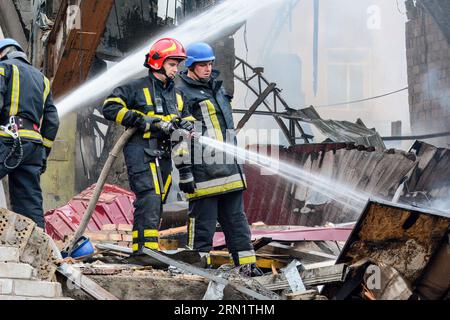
66 119 194 255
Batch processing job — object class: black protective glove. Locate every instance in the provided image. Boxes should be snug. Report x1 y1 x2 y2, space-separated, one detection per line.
41 157 47 174
134 116 161 132
41 147 51 174
177 119 194 132
178 166 196 194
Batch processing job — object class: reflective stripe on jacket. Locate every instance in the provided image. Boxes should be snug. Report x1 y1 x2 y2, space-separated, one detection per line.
175 70 246 200
0 56 59 151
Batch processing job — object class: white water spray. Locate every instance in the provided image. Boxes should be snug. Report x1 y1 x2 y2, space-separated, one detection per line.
57 0 283 116
199 136 370 212
198 137 450 217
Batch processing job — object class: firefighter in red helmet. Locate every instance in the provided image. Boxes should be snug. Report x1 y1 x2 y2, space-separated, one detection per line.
102 38 194 253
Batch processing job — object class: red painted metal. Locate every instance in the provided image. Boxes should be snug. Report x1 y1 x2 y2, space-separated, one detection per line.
45 184 135 241
213 225 354 247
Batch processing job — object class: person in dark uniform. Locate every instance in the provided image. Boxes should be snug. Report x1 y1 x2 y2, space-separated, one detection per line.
0 38 59 229
175 42 261 276
102 38 193 253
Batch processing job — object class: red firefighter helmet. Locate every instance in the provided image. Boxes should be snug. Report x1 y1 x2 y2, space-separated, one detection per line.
144 38 186 70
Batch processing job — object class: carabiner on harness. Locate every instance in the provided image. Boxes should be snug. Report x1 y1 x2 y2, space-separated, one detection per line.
0 116 23 170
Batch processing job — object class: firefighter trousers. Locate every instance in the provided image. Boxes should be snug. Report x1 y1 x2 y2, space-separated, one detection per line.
0 139 45 228
123 141 172 252
187 190 256 266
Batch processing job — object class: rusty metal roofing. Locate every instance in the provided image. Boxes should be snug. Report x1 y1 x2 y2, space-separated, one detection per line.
243 143 417 227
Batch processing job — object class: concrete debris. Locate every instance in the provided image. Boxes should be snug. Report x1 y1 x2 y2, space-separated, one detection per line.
0 211 72 300
37 197 450 300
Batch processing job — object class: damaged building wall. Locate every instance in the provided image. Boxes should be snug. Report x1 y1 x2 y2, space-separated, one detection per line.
406 0 450 147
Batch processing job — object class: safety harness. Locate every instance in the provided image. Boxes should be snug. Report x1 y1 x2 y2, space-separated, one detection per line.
0 116 23 169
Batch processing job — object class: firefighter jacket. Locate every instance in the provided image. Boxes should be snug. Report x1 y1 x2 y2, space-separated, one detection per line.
175 70 246 201
0 52 59 154
102 72 193 145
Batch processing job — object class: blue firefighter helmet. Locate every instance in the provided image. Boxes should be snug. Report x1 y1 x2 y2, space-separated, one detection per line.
185 42 215 68
0 38 24 53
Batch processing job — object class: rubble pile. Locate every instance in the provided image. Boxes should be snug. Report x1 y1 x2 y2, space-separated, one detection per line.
0 209 72 300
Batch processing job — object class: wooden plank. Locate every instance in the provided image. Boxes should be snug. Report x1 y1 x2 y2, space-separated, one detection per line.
267 242 337 263
256 258 285 269
158 226 187 238
48 0 115 98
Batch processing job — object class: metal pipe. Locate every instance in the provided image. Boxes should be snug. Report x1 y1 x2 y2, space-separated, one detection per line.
67 127 137 254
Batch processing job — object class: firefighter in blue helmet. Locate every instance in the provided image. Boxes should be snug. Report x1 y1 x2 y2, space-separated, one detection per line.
175 42 261 276
0 38 60 228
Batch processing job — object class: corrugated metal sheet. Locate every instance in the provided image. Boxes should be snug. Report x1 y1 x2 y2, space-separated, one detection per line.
243 143 417 226
293 106 385 148
403 140 450 209
45 184 135 241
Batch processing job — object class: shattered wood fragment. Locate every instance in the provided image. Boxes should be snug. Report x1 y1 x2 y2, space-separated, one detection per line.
252 237 273 251
271 263 278 275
